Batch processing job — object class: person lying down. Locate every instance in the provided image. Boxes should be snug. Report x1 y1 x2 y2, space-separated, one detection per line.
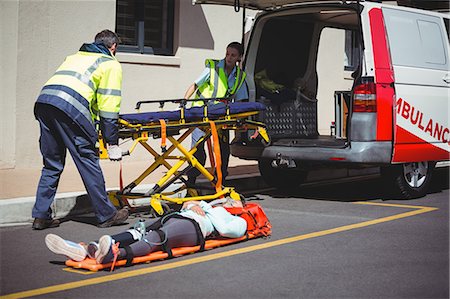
45 199 246 264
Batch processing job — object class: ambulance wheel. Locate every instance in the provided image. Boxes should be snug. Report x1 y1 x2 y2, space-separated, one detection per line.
258 159 307 190
381 161 435 199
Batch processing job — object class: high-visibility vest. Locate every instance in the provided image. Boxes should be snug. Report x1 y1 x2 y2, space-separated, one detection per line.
192 59 246 107
36 43 122 144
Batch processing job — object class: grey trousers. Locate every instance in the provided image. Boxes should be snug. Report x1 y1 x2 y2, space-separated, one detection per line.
113 217 199 258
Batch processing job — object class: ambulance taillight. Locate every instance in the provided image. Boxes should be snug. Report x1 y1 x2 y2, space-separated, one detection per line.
352 81 377 113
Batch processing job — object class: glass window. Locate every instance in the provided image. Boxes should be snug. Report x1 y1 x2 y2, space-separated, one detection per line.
344 29 359 71
418 20 446 65
383 8 448 70
443 18 449 44
116 0 174 55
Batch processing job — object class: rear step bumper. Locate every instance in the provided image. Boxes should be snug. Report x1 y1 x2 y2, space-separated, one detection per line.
261 141 392 165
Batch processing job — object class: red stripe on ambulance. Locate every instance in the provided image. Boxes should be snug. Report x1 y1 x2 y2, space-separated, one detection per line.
369 8 394 141
397 98 450 145
393 126 450 162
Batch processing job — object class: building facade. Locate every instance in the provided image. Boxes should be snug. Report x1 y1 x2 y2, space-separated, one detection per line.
1 0 252 169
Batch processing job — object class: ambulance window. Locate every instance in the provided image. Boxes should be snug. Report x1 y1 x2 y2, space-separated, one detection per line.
383 8 448 70
417 20 446 65
344 30 358 71
444 18 450 43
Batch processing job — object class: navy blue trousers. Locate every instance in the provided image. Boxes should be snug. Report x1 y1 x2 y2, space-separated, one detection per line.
33 104 116 223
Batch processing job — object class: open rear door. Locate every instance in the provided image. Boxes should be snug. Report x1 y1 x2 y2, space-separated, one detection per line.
192 0 335 10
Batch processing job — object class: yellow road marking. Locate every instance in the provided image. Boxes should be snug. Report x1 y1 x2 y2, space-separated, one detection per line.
62 268 96 275
1 202 438 299
353 201 435 210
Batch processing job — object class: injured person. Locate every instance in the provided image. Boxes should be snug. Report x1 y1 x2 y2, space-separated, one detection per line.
45 198 247 265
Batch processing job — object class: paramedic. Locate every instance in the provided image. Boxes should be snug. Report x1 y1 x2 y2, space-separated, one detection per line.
32 30 128 230
183 42 248 185
45 199 247 264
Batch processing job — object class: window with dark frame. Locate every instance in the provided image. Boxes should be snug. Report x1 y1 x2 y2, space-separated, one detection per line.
115 0 174 55
344 29 359 72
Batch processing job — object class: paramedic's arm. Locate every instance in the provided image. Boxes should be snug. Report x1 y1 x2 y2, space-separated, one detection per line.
234 80 249 102
184 67 210 99
184 83 197 100
97 61 123 161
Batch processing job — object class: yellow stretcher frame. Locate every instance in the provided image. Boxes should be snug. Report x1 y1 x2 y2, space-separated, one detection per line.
100 99 269 215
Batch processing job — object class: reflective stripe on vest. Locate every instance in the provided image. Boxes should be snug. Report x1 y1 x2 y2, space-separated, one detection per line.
40 88 92 124
193 59 246 106
230 67 246 96
97 88 121 96
54 56 113 91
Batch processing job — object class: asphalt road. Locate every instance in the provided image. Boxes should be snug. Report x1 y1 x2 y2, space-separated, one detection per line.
0 169 448 299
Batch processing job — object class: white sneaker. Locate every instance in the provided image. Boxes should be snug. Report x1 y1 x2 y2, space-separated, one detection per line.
96 235 115 264
45 234 87 262
87 241 99 259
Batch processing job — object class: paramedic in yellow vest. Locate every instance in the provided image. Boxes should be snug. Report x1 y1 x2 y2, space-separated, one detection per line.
32 30 128 230
184 42 248 185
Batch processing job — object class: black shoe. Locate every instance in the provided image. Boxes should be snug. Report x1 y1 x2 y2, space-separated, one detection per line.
97 208 129 228
32 218 60 230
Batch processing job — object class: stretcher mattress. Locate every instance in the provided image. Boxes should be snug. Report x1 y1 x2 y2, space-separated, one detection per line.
120 102 266 124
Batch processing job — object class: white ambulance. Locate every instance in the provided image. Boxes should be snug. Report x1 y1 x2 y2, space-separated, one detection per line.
195 0 450 198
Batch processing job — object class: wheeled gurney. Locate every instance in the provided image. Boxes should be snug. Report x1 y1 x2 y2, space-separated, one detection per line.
100 99 269 214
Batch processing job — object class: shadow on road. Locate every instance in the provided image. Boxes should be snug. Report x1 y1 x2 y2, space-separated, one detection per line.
256 167 449 202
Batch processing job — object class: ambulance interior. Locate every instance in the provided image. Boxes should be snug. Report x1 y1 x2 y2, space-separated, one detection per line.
248 7 361 148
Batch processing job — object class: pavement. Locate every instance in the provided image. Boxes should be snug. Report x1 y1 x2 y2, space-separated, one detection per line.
0 157 263 226
2 156 448 226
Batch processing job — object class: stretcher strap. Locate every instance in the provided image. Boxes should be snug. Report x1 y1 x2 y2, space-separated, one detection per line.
206 139 215 171
250 129 259 140
159 119 167 152
209 121 222 192
110 242 120 272
119 161 124 191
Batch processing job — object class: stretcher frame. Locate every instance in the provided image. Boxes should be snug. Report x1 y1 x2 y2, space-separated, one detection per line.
101 98 269 215
65 231 262 272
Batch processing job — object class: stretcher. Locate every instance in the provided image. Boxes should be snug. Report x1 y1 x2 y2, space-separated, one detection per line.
100 98 269 215
65 202 272 271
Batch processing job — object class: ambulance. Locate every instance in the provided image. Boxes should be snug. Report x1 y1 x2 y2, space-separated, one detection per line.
195 0 450 198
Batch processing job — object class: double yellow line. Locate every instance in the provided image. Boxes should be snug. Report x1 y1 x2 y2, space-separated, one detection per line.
1 202 437 299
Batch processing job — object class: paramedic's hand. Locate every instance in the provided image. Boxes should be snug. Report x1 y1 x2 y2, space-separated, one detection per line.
107 145 122 161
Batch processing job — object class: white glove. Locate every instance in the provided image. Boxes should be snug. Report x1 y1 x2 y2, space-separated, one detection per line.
107 144 122 161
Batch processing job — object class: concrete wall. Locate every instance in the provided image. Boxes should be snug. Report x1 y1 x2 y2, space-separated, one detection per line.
0 0 245 169
0 0 19 169
1 0 353 170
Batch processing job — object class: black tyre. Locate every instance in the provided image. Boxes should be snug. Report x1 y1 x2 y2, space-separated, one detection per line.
258 159 307 190
381 161 435 199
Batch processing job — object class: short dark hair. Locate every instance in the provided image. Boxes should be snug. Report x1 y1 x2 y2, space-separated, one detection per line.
227 42 244 56
95 30 120 48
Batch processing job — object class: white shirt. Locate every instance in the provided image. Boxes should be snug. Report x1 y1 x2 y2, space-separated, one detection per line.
180 201 247 238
